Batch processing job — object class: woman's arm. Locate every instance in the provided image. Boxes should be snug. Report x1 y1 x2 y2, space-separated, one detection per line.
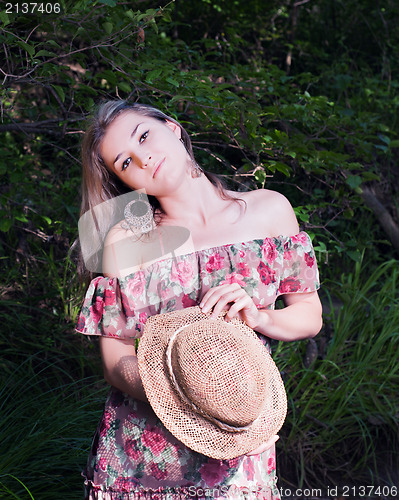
201 189 322 340
99 220 150 400
256 291 322 341
200 284 322 341
99 336 148 402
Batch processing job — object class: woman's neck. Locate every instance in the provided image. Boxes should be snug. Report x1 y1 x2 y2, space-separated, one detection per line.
157 176 230 228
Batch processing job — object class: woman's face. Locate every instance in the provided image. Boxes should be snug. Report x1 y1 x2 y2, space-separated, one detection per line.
100 111 189 194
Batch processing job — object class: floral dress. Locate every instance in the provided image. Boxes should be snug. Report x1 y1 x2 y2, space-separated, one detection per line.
76 232 320 500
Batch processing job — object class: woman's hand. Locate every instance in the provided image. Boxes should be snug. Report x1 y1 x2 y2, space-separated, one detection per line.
199 283 267 330
246 435 279 456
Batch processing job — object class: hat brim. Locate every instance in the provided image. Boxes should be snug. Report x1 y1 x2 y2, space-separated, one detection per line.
137 306 287 460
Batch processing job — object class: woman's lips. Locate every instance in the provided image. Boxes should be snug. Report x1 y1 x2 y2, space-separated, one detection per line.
153 158 165 178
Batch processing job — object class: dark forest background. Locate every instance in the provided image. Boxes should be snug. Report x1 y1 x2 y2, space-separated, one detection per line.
0 0 398 498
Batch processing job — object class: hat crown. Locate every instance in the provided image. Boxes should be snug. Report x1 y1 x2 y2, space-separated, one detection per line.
169 320 270 428
138 306 288 459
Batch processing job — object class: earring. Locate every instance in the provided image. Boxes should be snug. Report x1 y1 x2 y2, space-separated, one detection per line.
191 161 202 178
180 137 202 178
121 195 154 234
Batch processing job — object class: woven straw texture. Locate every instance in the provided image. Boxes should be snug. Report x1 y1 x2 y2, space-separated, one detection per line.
137 306 287 459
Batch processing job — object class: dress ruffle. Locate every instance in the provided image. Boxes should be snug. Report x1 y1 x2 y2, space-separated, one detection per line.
84 473 280 499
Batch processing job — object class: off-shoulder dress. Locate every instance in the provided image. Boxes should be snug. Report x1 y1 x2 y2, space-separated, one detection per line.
76 232 320 500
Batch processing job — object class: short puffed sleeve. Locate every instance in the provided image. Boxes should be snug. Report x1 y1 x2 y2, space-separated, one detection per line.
276 232 320 295
254 231 320 307
75 273 157 339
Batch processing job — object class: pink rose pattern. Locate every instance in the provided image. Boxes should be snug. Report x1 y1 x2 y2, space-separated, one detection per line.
220 272 246 287
170 259 194 287
77 232 319 499
206 252 225 272
198 460 229 487
261 239 278 265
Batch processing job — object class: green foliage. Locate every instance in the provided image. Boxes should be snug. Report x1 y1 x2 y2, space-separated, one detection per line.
2 0 398 270
1 0 398 492
276 259 399 487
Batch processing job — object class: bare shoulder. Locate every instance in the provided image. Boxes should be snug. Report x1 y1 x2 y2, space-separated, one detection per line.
233 189 300 237
103 222 192 276
104 220 131 245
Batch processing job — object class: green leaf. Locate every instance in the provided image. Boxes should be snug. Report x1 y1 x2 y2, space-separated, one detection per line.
15 215 29 223
254 169 266 184
378 134 390 145
16 41 35 57
35 50 57 58
0 11 10 26
146 69 162 83
0 218 13 232
118 81 131 93
41 216 52 225
346 175 362 190
274 161 291 176
52 85 65 103
169 95 188 105
166 77 179 87
103 22 113 34
347 250 362 262
314 241 327 253
47 40 61 49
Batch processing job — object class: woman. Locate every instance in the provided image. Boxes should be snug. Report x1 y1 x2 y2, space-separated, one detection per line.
76 100 322 499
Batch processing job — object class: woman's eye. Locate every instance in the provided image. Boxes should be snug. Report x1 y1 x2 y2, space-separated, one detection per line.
122 157 131 171
139 131 148 144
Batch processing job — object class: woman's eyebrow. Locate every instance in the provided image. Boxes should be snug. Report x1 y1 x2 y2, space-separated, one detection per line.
112 122 143 165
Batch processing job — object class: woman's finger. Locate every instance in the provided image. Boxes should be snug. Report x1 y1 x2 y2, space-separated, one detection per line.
224 295 253 320
208 290 247 318
200 283 241 313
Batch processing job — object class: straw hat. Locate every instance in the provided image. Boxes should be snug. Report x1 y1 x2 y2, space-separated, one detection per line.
137 306 287 459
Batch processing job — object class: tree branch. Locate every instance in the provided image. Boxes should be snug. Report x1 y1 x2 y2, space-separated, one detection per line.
360 187 399 252
0 118 84 135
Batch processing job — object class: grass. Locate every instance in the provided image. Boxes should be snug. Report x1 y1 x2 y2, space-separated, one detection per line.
0 247 106 499
276 258 399 491
0 354 107 499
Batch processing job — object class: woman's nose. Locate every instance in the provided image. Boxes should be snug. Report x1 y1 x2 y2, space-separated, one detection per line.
143 155 151 168
138 152 151 169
